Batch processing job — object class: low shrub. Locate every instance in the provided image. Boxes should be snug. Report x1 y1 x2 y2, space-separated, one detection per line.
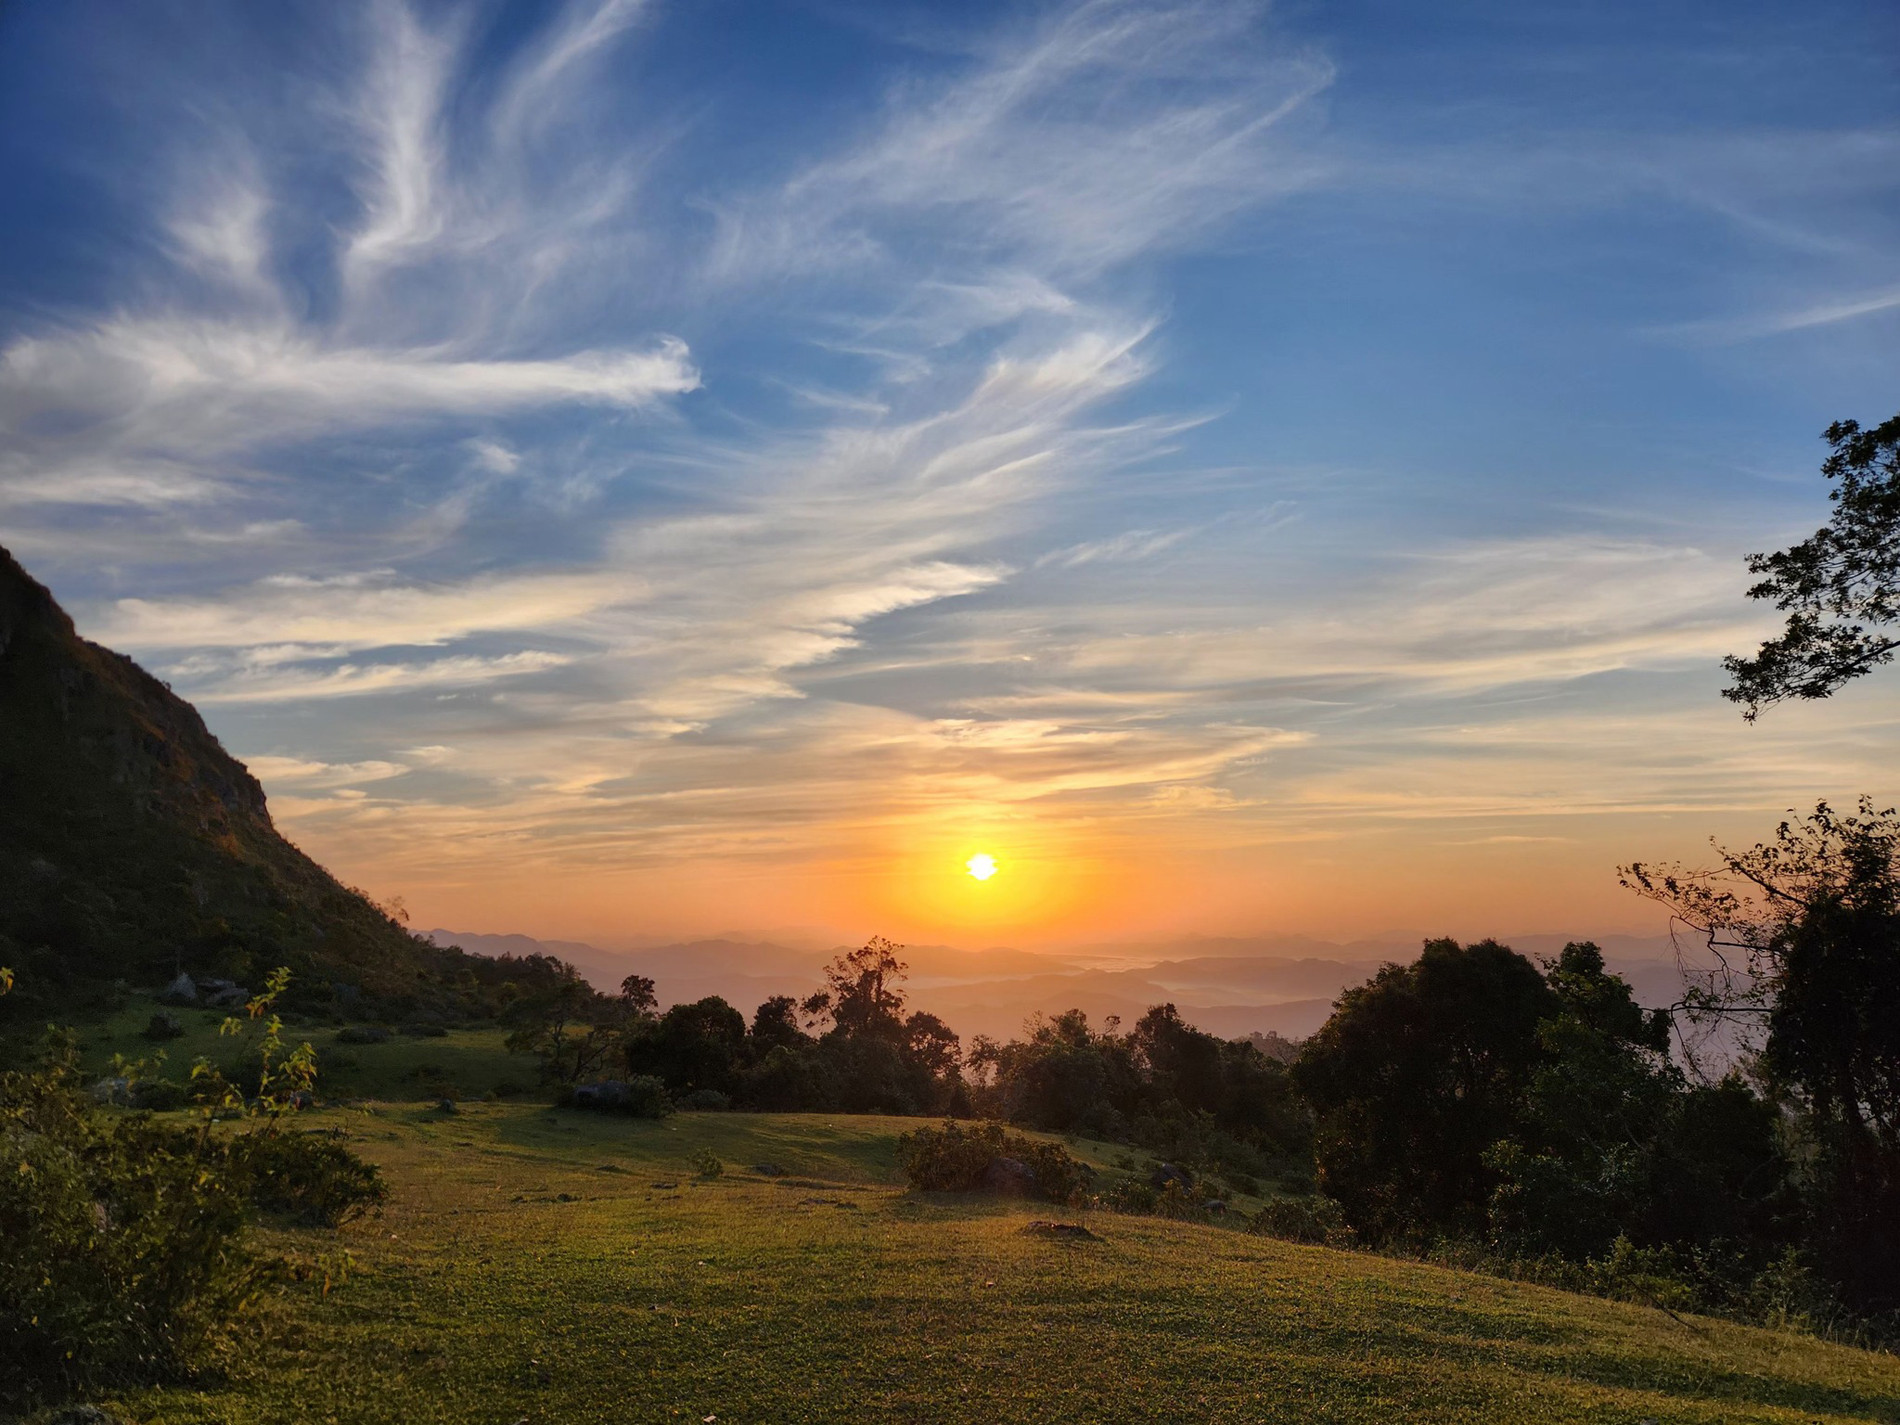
895 1120 1092 1204
691 1148 724 1178
1251 1193 1356 1247
335 1025 390 1046
130 1077 191 1111
2 1047 265 1408
678 1088 732 1111
1099 1178 1157 1214
233 1129 387 1227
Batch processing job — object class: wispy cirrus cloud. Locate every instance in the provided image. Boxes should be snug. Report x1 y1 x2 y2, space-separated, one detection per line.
9 0 1896 941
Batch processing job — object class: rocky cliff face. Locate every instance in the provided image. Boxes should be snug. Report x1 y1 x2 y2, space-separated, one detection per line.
0 546 429 1007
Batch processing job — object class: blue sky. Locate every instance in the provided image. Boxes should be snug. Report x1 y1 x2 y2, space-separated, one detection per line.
3 0 1897 945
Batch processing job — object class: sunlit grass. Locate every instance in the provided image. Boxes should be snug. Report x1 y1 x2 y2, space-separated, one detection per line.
96 1105 1900 1424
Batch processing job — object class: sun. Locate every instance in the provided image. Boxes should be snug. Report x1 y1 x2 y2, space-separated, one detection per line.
965 853 998 882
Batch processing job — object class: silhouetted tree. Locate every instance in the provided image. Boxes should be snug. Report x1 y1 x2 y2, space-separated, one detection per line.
1624 799 1900 1309
1293 939 1556 1239
624 996 747 1096
1725 413 1900 718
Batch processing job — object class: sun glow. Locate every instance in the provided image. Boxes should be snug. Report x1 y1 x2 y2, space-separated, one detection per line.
965 853 998 881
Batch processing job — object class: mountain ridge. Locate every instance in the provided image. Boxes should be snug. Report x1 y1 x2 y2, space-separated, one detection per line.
0 546 456 1012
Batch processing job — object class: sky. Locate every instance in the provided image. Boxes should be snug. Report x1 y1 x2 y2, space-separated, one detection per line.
2 0 1898 951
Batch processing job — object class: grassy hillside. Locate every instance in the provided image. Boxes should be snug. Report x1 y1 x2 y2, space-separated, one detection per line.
74 996 532 1102
0 546 458 1013
94 1108 1900 1424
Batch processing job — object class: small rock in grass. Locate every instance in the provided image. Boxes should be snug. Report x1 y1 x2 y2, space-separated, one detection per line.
751 1161 788 1177
1021 1220 1098 1241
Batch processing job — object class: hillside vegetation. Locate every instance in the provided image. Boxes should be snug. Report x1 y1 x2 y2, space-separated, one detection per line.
0 547 575 1026
92 1107 1900 1425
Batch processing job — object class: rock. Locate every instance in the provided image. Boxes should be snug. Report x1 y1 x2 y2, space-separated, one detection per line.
1021 1220 1099 1240
752 1162 788 1177
159 970 198 1005
572 1080 629 1110
199 977 249 1008
143 1009 185 1040
1204 1200 1229 1215
337 1024 391 1045
1149 1161 1193 1191
981 1156 1038 1197
434 1097 457 1113
89 1076 134 1106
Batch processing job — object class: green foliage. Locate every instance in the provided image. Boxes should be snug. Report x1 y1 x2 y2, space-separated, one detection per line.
1252 1194 1356 1247
1294 938 1556 1239
1625 798 1900 1313
970 1005 1310 1175
895 1119 1091 1203
1 1037 267 1408
690 1147 724 1178
1724 413 1900 717
233 1128 386 1226
0 970 379 1409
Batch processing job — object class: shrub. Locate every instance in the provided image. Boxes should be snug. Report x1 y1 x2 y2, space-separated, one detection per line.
678 1088 732 1111
0 969 378 1408
1099 1178 1157 1214
233 1129 386 1227
895 1120 1092 1204
130 1077 190 1111
1 1048 267 1408
690 1148 724 1178
1251 1194 1356 1247
335 1025 390 1046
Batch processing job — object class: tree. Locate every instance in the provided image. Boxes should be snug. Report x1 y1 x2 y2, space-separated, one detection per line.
1622 798 1900 1310
504 967 650 1086
1293 939 1557 1239
624 996 747 1096
803 936 909 1037
1724 413 1900 718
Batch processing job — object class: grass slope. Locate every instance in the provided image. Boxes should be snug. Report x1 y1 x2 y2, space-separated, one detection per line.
77 998 530 1102
98 1107 1900 1424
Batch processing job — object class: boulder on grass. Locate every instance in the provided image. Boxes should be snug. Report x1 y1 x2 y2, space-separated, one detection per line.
981 1156 1038 1197
159 971 198 1005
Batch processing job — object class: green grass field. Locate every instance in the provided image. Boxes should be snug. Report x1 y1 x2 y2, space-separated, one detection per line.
82 1104 1900 1424
74 998 529 1102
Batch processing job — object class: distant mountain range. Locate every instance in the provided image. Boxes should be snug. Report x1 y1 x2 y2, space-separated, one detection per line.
428 927 1691 1044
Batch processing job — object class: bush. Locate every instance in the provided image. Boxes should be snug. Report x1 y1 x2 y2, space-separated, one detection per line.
1099 1178 1157 1214
678 1088 731 1111
691 1148 724 1178
233 1128 386 1227
1252 1194 1356 1247
895 1120 1092 1204
335 1025 390 1045
1 1050 267 1408
130 1077 190 1111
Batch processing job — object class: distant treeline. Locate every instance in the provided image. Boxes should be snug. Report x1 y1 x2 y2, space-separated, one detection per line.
505 805 1900 1333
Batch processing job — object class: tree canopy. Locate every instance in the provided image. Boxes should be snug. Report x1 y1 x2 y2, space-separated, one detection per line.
1724 413 1900 718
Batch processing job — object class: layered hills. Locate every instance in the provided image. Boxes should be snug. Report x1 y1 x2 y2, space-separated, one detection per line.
0 546 448 1012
